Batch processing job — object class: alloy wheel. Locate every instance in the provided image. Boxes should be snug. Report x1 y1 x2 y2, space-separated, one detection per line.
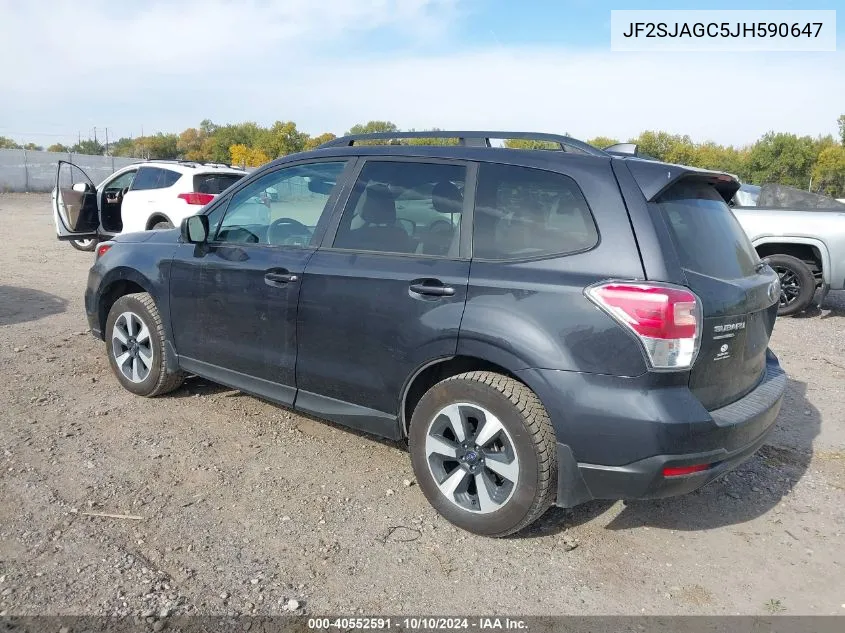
425 402 519 514
773 265 801 308
111 311 153 383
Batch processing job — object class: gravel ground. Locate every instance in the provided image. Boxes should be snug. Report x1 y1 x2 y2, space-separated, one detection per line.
1 193 843 617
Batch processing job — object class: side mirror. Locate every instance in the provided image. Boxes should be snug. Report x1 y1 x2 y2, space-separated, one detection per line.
181 215 209 243
72 182 91 193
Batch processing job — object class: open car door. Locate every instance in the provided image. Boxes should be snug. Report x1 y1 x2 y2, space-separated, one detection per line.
52 160 99 240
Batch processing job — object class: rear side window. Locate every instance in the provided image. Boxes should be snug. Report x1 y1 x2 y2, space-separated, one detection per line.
130 167 181 191
473 163 598 260
333 161 467 256
657 181 758 279
193 173 244 194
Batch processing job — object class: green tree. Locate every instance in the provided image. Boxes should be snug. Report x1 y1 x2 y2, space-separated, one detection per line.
304 132 337 150
345 120 398 145
0 136 22 149
109 137 137 157
22 142 43 151
586 136 619 149
258 121 307 158
812 145 845 197
47 143 70 153
203 122 265 163
745 132 817 188
177 128 209 161
133 133 179 159
838 114 845 145
71 138 104 155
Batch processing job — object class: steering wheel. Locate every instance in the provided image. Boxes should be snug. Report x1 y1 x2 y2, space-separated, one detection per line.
428 219 454 234
267 217 311 245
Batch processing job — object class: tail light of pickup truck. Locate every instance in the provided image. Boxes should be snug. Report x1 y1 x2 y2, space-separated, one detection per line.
585 282 702 371
178 192 215 206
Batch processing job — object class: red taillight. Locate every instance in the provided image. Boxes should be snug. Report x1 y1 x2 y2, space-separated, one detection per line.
96 243 112 258
585 282 702 370
178 192 215 205
663 463 711 477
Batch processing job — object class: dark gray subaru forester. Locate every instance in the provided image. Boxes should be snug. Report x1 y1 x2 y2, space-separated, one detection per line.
63 131 786 537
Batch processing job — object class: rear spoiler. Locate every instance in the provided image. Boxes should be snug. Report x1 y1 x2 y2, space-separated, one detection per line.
623 158 740 204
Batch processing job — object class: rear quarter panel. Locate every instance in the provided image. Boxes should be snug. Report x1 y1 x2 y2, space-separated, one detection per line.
458 156 648 376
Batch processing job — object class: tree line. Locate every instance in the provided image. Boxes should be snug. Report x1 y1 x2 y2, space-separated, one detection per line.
3 115 844 196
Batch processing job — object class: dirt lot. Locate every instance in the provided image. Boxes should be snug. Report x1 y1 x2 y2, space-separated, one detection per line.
1 193 843 617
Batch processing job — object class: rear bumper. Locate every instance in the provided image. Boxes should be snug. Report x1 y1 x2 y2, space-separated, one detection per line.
546 352 787 507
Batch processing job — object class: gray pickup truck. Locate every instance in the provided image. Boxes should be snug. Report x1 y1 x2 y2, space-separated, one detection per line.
730 183 845 315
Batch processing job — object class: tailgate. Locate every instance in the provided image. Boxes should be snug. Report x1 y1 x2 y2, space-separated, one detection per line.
655 179 780 410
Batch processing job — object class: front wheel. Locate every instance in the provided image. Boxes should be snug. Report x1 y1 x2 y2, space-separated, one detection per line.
768 254 816 316
105 292 184 396
151 219 174 230
409 371 557 537
70 238 97 252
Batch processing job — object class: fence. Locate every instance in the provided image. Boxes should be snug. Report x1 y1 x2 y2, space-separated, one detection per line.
0 149 137 193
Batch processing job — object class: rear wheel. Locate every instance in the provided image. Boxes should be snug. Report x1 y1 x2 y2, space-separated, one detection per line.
70 238 96 252
105 292 184 396
409 371 557 537
151 219 174 230
768 254 815 316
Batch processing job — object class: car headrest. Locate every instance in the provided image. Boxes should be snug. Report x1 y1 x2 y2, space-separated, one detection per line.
360 186 397 225
432 181 462 215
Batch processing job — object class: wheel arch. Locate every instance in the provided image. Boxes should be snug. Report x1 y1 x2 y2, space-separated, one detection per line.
753 237 829 285
146 213 174 230
96 269 157 337
400 351 540 438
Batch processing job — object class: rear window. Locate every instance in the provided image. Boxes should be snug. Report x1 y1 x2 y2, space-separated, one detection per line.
473 163 598 260
193 173 244 194
657 181 759 279
131 167 181 191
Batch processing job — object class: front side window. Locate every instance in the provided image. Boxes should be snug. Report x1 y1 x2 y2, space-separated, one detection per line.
333 161 466 256
105 170 136 191
473 163 598 260
215 161 347 246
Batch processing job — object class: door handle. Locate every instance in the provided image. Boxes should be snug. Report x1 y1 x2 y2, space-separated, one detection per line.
264 271 299 285
409 281 455 297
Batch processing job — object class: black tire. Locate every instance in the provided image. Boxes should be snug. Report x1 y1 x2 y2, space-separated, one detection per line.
768 254 816 316
69 238 97 252
409 371 557 537
151 219 174 230
105 292 184 397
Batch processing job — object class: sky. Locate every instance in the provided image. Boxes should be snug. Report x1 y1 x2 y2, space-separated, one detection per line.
0 0 842 148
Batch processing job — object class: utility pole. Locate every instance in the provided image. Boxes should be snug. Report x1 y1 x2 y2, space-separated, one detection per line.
105 127 109 155
94 127 98 144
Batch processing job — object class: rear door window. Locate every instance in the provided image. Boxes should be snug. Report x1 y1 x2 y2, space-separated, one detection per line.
472 163 598 260
657 181 758 279
332 160 467 257
130 167 181 191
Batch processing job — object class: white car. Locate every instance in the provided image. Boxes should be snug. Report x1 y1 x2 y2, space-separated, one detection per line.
52 160 247 251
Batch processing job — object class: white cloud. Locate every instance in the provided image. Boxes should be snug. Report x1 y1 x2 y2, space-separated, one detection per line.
1 0 842 146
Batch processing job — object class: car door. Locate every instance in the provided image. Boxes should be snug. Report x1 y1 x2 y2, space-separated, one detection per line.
52 160 100 240
295 158 473 438
121 166 181 233
168 158 353 406
97 167 137 234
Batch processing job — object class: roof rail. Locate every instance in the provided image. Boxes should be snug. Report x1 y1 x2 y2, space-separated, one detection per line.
141 158 245 170
319 131 609 156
